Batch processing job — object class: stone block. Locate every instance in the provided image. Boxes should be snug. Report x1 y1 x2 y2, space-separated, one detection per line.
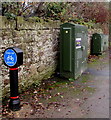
0 16 16 29
37 65 46 72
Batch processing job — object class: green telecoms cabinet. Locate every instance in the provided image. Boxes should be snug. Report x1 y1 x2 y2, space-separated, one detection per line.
91 33 109 55
60 23 88 80
102 34 109 51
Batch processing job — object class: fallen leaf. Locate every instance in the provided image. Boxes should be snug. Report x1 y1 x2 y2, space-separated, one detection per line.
68 110 71 113
77 98 80 101
33 90 38 94
61 96 64 98
83 97 88 100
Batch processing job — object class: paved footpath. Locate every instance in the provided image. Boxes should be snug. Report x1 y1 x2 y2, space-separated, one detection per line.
3 51 109 119
81 61 109 118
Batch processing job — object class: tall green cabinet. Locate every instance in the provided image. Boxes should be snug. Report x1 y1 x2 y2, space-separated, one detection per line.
60 23 88 80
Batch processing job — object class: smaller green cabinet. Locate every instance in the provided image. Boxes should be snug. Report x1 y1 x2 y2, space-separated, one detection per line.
102 35 109 51
60 23 88 80
91 33 109 55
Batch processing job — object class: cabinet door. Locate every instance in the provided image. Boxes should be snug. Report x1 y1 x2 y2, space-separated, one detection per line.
62 28 72 72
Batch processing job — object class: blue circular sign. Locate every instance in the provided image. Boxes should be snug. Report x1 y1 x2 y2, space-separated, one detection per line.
4 49 17 67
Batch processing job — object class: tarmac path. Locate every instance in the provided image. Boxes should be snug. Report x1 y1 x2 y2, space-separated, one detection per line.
3 51 109 118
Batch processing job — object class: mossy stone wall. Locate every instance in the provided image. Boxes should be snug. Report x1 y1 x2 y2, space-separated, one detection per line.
0 16 61 97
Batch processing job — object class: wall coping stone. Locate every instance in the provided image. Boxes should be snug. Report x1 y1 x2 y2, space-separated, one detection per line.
0 16 62 30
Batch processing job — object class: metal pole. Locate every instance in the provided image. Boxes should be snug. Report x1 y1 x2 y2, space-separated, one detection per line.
9 68 20 111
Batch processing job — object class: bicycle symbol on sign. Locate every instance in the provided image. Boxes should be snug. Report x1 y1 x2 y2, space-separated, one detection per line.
7 55 14 61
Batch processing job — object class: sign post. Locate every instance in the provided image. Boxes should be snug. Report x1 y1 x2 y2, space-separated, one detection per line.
3 47 23 111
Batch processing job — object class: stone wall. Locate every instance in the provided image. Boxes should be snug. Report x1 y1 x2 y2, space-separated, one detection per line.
0 16 61 97
0 16 103 98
